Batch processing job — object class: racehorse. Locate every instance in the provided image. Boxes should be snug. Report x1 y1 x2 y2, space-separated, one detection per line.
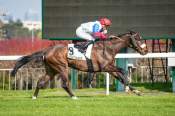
11 31 148 99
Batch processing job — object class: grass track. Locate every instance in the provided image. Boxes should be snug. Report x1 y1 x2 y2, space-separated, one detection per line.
0 88 175 116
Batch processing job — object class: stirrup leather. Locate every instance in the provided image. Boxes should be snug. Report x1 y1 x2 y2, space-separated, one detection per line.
74 41 94 53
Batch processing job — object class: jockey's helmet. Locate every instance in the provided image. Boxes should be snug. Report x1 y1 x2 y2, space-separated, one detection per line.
99 18 111 26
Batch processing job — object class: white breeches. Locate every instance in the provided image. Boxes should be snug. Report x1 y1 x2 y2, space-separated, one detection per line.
76 27 95 41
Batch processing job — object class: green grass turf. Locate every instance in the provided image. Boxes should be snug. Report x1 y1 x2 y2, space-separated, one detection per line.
0 88 175 116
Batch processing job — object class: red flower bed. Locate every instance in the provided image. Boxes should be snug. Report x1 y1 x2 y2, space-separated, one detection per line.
0 38 71 55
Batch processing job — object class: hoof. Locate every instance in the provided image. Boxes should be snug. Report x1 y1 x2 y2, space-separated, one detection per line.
133 90 142 96
125 86 130 93
71 96 78 100
126 91 132 95
32 96 37 100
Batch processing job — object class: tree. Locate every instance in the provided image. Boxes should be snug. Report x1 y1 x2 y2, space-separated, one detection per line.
2 19 37 39
0 19 4 39
35 29 42 39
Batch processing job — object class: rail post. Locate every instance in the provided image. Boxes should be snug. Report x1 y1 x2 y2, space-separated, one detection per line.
115 48 128 91
171 40 175 92
71 68 77 90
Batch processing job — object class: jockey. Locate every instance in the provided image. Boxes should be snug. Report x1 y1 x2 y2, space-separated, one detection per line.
75 17 111 52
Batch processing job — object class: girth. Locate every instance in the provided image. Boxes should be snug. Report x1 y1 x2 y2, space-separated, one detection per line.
85 56 94 72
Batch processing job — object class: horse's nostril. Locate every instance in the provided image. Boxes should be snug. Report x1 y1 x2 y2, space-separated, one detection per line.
140 48 148 55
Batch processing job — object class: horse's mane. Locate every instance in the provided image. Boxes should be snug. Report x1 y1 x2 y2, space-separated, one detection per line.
118 33 129 37
117 30 136 37
106 32 130 41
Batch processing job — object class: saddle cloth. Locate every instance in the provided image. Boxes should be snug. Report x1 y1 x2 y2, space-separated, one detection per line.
68 44 93 60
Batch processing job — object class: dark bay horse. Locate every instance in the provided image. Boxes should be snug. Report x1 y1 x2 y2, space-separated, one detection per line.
11 31 148 99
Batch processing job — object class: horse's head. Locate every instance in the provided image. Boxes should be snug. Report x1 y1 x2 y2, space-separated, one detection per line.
109 31 148 55
127 31 148 55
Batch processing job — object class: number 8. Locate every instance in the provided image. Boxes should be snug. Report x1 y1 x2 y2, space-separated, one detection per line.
69 47 74 55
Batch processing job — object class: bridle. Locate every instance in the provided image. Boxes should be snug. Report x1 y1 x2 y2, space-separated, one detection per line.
129 33 146 51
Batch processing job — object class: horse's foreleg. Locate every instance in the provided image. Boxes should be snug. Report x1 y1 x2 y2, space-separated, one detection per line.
86 72 95 88
89 73 96 88
118 70 142 95
107 66 141 95
33 75 51 99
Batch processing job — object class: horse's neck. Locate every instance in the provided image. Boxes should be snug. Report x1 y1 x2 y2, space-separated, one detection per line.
94 38 128 54
108 38 128 54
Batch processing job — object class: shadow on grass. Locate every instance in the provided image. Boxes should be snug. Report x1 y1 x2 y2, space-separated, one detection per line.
42 96 69 98
42 95 106 99
131 82 172 92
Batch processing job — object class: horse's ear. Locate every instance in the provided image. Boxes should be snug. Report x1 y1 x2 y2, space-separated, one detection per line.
130 31 135 34
128 30 135 34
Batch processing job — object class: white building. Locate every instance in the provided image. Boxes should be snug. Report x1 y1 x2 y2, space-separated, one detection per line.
23 21 41 30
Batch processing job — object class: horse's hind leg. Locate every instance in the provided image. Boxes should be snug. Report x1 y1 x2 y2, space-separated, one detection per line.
61 77 76 99
33 74 53 99
59 66 77 99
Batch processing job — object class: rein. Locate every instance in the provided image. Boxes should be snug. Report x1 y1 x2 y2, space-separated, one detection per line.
130 33 142 50
103 40 105 55
114 36 123 41
130 33 138 47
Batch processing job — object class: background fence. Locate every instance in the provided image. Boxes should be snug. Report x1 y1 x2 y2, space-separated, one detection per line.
0 66 170 90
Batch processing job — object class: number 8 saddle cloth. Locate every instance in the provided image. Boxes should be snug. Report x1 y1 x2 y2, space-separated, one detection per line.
67 44 93 60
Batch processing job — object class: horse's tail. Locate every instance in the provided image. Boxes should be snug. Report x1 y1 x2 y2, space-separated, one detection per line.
11 51 45 77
